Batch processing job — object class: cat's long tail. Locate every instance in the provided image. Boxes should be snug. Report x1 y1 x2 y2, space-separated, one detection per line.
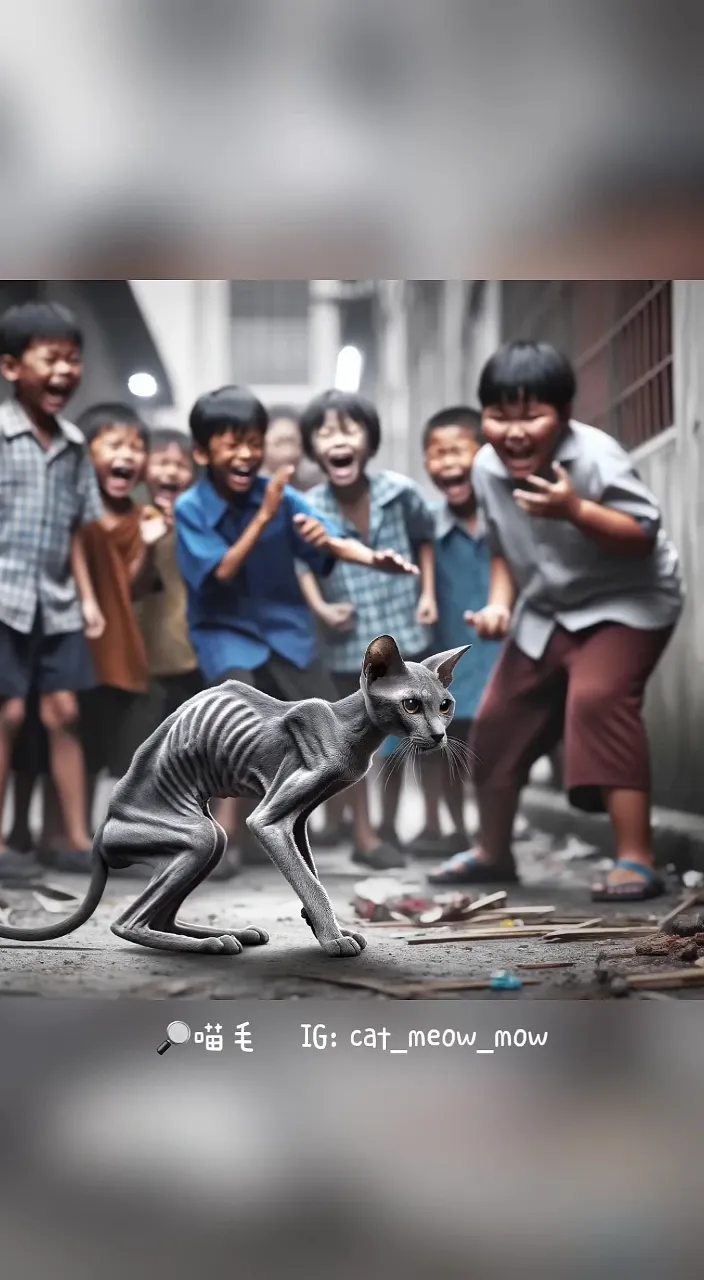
0 847 108 941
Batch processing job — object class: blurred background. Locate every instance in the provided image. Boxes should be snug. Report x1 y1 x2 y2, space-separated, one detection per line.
0 0 703 278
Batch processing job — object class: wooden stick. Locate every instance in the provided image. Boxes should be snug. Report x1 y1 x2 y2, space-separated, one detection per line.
542 916 602 939
408 926 560 945
459 890 508 915
516 960 575 971
627 968 704 991
543 926 653 943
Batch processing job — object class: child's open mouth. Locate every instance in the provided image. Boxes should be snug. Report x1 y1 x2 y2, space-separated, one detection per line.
43 382 72 410
106 463 137 496
326 452 358 485
502 444 539 476
228 465 255 491
438 472 472 505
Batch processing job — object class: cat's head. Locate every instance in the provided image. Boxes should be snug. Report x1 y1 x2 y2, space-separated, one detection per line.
360 634 471 751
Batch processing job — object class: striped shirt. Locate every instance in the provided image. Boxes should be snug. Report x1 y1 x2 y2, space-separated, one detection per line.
0 398 104 635
306 470 436 672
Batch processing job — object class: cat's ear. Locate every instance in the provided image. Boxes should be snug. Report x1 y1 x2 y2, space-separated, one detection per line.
362 634 407 685
422 645 471 689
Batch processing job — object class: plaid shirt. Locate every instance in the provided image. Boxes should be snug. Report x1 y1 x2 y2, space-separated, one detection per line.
0 398 104 635
306 470 435 672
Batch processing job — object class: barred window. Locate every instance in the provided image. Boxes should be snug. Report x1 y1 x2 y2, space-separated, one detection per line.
229 281 310 386
501 281 673 449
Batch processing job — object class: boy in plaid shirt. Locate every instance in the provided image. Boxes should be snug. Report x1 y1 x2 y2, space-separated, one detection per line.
0 302 105 879
299 390 437 870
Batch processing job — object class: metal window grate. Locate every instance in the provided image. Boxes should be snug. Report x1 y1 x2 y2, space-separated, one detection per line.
501 281 673 449
229 281 310 386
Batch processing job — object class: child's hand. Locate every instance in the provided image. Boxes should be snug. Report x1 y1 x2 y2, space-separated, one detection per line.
82 598 105 640
513 463 579 521
261 466 296 523
464 603 511 639
293 513 330 549
319 601 356 632
140 509 169 546
370 549 419 576
416 593 438 626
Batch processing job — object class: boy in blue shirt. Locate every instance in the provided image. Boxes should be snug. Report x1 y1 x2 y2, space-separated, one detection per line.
174 386 418 862
415 406 501 859
371 407 501 860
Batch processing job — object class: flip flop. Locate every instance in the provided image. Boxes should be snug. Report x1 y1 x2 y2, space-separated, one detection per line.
427 851 519 886
591 860 665 902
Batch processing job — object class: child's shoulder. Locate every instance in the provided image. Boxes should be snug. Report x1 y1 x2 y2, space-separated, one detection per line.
174 478 208 520
567 420 629 463
373 468 422 495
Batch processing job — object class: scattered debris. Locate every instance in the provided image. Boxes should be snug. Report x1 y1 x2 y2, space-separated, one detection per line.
489 970 524 991
554 836 601 862
658 892 704 933
661 912 704 938
351 878 432 923
609 977 630 998
290 972 540 998
678 941 700 964
682 870 704 889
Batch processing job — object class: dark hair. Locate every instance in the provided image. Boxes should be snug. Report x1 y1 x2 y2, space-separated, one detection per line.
299 390 381 459
76 402 148 447
189 385 268 449
148 426 193 458
266 404 300 425
0 301 83 359
422 404 483 451
478 341 577 413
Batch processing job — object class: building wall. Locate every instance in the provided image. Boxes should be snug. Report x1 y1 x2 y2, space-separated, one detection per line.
634 281 704 813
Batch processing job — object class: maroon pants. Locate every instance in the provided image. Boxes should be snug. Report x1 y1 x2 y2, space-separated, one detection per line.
470 623 673 813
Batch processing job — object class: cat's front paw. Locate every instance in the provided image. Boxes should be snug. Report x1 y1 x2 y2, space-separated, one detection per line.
320 930 367 958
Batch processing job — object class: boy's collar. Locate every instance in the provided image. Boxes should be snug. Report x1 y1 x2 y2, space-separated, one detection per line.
1 398 83 445
199 471 266 526
435 501 483 540
320 470 406 507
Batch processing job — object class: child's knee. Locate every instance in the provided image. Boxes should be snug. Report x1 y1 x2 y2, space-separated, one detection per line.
39 691 80 733
0 696 26 737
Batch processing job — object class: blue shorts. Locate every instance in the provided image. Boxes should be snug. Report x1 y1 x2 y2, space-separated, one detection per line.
0 615 96 700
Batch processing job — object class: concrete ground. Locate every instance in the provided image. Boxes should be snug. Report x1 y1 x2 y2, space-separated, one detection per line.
0 768 698 999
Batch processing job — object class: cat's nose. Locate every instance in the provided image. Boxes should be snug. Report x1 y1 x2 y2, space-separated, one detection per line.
430 731 445 746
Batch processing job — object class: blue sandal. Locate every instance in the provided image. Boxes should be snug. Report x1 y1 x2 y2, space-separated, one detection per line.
591 860 665 902
427 850 519 886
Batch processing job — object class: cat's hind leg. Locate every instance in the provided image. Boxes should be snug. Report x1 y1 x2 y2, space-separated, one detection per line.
111 819 244 954
162 816 268 946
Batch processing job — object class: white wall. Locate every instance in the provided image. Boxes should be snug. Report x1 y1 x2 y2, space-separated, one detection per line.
129 280 231 427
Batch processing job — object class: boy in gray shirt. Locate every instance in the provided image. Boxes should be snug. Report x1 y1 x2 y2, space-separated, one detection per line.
430 341 683 902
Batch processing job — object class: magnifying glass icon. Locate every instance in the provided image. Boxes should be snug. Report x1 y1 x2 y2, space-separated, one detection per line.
157 1021 191 1055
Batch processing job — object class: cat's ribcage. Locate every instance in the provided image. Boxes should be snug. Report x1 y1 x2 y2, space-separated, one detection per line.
152 688 268 808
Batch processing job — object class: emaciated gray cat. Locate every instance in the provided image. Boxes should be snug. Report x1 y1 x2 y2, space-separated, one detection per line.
0 635 469 957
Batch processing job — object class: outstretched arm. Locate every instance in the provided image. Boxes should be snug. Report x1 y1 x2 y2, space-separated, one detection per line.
293 513 418 576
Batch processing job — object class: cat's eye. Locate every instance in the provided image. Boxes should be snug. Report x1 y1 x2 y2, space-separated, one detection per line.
439 698 452 714
402 697 422 714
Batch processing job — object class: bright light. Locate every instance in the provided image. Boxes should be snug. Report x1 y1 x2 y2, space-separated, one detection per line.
128 372 158 398
334 346 363 392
